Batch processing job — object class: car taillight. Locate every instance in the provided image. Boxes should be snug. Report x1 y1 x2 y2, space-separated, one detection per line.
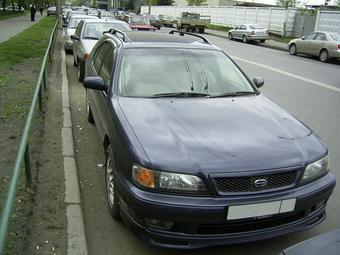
338 44 340 50
83 53 89 61
251 31 255 36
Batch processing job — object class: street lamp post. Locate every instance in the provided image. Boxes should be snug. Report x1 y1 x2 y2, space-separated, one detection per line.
148 0 151 14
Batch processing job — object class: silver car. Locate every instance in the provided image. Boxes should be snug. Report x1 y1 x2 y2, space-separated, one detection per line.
71 19 131 81
228 24 268 43
63 15 99 53
288 32 340 62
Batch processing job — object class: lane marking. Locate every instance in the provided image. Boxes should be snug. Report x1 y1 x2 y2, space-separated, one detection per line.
61 49 88 255
230 55 340 93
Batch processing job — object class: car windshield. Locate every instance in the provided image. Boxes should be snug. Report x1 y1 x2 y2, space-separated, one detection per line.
69 18 82 28
118 49 255 97
249 25 265 29
130 16 150 25
329 33 340 41
83 22 131 39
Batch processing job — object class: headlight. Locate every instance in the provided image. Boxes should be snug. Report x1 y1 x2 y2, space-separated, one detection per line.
301 155 329 183
132 164 207 194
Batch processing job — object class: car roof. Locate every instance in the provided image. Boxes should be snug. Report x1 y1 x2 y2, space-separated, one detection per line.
70 15 98 20
105 31 219 50
83 19 125 24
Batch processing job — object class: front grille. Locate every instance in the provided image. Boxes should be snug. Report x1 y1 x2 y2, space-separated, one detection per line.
214 170 298 194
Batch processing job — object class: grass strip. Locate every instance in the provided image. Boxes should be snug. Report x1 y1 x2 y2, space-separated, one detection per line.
0 16 55 68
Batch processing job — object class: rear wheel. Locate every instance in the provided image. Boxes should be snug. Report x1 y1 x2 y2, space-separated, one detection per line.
242 35 248 43
73 55 77 67
198 28 204 34
85 91 94 124
319 49 329 62
105 147 121 219
260 39 266 43
289 44 297 55
228 32 233 40
77 58 85 82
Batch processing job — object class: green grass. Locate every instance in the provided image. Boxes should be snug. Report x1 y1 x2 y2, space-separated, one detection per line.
0 10 28 21
207 24 232 32
0 16 55 68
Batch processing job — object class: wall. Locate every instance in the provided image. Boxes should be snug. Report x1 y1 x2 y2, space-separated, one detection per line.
315 11 340 33
141 5 298 36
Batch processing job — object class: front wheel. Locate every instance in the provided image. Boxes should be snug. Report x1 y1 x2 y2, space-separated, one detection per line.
319 49 329 62
105 147 121 219
228 33 233 40
198 28 204 34
85 91 94 124
77 58 85 82
289 44 297 55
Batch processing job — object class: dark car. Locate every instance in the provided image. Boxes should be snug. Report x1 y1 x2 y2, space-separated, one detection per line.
123 15 155 31
143 14 162 29
83 30 336 249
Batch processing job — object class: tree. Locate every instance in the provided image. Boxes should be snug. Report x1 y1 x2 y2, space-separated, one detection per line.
336 0 340 6
186 0 207 6
157 0 173 5
276 0 297 8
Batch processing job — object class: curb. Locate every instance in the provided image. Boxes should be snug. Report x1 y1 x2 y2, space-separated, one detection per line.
61 49 88 255
205 30 288 52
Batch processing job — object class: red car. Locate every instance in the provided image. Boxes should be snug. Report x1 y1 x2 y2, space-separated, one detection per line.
123 15 155 31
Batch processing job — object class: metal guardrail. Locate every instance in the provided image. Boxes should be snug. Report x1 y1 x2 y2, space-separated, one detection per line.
0 17 59 255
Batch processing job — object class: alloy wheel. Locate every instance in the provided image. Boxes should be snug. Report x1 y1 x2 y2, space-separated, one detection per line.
320 50 328 62
106 154 115 207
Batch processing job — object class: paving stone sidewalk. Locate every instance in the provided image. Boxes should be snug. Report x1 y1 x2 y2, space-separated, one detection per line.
0 13 44 43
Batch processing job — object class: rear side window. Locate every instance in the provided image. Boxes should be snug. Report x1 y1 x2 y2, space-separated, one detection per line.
315 33 327 41
93 43 110 74
100 45 115 82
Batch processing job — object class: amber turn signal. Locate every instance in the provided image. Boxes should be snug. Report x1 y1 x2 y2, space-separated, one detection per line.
132 165 155 188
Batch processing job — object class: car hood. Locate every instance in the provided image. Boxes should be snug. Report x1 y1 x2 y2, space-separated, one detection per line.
129 24 154 30
82 39 98 53
118 95 325 174
66 28 76 36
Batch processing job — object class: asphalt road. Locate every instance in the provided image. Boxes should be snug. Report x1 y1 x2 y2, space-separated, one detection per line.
67 29 340 255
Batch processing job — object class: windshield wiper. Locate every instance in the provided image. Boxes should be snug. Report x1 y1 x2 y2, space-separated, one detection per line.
152 92 210 98
83 36 98 40
210 91 257 98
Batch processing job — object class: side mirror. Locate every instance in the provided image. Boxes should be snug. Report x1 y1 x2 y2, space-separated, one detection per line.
71 35 79 41
253 77 264 88
301 36 305 40
62 24 67 28
84 77 107 91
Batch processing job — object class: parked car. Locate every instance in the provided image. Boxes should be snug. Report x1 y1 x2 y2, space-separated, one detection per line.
98 10 115 19
159 14 176 27
83 30 335 249
288 32 340 62
228 24 269 43
47 6 57 16
87 9 98 17
72 19 131 81
65 10 86 24
63 15 98 53
123 15 155 31
5 5 24 12
142 14 162 30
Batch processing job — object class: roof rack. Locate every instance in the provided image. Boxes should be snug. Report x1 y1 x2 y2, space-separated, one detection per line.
103 28 131 43
168 30 211 45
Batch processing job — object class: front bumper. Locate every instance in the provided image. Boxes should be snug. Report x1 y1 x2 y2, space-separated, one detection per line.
117 172 335 249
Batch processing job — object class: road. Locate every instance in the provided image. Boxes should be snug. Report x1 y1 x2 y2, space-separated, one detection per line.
66 29 340 255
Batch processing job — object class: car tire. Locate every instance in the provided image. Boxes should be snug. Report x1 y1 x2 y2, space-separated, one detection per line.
319 49 328 62
228 32 233 40
242 35 248 43
73 56 77 67
86 91 94 124
77 59 85 82
105 147 121 219
260 39 266 43
199 28 204 34
289 44 297 55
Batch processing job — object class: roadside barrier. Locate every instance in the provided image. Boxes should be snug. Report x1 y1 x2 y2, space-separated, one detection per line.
0 17 59 255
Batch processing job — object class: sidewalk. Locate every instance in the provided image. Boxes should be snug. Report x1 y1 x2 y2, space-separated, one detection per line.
0 13 44 43
205 28 288 52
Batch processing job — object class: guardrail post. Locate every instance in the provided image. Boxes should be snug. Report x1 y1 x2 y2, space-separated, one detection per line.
24 142 32 186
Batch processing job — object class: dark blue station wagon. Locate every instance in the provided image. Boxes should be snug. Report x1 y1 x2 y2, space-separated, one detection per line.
83 30 336 249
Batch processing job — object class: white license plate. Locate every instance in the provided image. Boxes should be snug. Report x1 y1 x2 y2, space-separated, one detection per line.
227 198 296 220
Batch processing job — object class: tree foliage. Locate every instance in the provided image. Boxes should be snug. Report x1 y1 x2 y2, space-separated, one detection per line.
276 0 297 8
186 0 207 6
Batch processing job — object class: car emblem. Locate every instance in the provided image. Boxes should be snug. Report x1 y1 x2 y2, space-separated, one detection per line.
254 178 268 187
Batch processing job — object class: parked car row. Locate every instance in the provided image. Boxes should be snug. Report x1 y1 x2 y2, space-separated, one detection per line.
62 14 336 248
